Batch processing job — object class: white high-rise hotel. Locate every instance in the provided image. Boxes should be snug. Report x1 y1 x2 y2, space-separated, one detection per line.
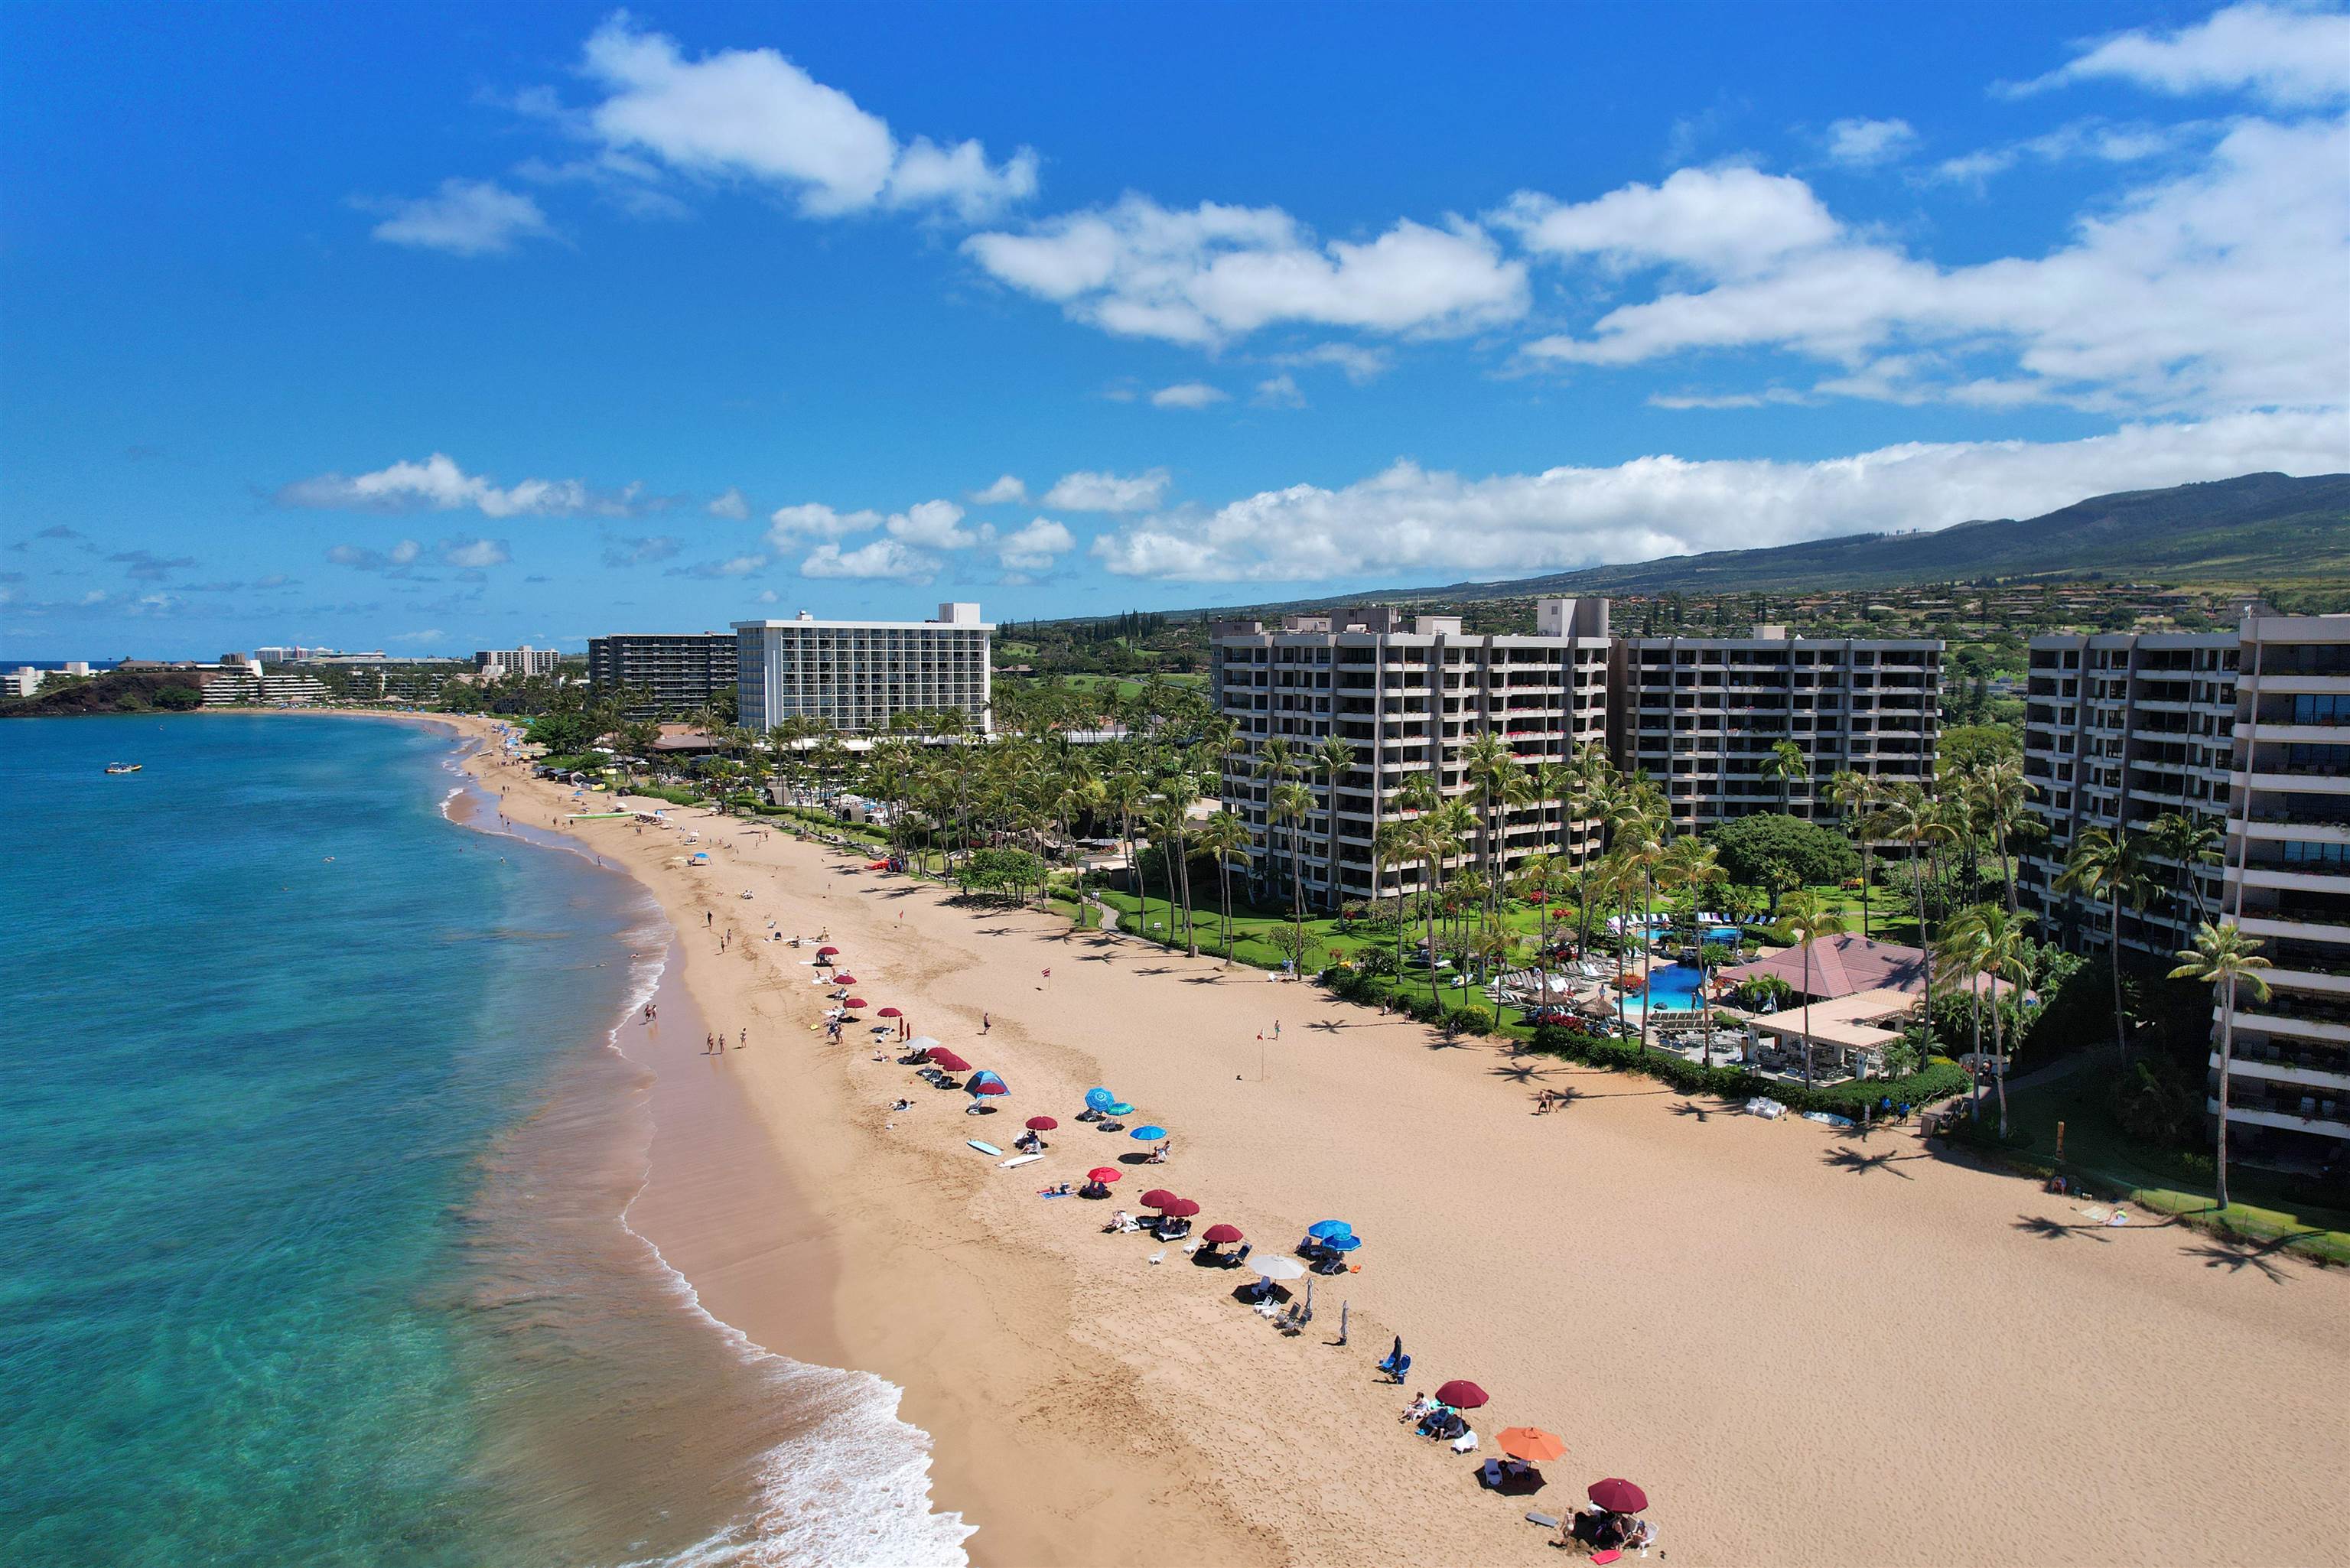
734 603 994 734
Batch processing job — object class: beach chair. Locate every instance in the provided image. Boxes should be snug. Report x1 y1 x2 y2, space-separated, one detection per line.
1382 1353 1411 1384
1450 1430 1478 1454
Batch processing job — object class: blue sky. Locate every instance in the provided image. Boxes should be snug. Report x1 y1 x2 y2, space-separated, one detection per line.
4 1 2345 656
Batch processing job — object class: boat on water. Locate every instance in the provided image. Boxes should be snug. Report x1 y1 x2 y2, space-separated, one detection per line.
104 763 142 774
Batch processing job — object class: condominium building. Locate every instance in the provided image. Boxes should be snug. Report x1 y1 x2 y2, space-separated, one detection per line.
733 603 993 736
587 633 736 718
2016 631 2240 958
1212 597 1613 906
1612 626 1942 831
474 646 562 678
2217 612 2350 1165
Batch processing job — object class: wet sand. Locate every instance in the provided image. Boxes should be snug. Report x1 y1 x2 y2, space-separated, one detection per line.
453 719 2349 1568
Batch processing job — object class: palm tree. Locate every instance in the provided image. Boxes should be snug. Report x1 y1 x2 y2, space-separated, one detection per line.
1373 818 1414 983
1144 796 1187 949
2146 810 2224 927
1760 739 1811 815
1405 808 1462 1010
1610 800 1668 1055
2055 827 2155 1064
1779 890 1850 1087
1199 808 1251 963
2169 922 2273 1211
1253 737 1302 903
1870 782 1958 1033
1268 781 1314 972
1102 770 1150 906
1965 759 2039 917
1158 773 1203 956
1827 769 1879 938
1460 730 1518 910
1312 736 1359 914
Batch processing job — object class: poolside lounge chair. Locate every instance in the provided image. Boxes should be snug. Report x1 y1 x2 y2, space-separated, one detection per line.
1379 1352 1411 1384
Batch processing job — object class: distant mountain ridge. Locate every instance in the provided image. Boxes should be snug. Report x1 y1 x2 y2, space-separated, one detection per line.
1168 472 2349 619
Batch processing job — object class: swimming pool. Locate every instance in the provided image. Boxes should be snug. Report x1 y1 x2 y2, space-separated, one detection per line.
1621 961 1708 1022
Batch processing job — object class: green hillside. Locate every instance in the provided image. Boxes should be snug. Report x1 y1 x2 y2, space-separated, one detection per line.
1179 473 2349 620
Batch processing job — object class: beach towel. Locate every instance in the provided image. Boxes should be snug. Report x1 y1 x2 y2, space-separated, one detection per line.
1525 1512 1561 1529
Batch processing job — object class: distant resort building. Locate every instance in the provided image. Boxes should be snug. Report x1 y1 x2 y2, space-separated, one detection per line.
473 646 563 678
1610 626 1943 831
1211 597 1615 906
587 632 737 719
733 603 993 736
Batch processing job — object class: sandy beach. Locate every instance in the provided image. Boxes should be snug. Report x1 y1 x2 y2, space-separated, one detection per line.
443 717 2348 1568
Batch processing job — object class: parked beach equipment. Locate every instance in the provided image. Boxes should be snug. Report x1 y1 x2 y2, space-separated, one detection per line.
1307 1220 1354 1241
877 1007 903 1018
1434 1380 1489 1410
1139 1189 1180 1209
1024 1115 1059 1131
926 1048 972 1072
1202 1224 1244 1245
1083 1088 1117 1112
1498 1429 1568 1463
1248 1255 1307 1281
1587 1479 1648 1514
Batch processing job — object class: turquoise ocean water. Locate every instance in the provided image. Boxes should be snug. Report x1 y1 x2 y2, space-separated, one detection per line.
0 716 967 1568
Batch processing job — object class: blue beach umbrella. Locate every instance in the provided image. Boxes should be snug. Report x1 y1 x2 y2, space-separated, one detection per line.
1106 1101 1134 1117
1084 1087 1116 1111
1128 1125 1168 1141
1307 1220 1354 1240
1330 1234 1363 1253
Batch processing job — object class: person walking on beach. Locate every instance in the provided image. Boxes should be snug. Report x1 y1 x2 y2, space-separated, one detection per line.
981 1012 991 1034
738 1027 747 1049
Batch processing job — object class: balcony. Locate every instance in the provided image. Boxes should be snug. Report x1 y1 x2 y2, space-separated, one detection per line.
2207 1101 2350 1139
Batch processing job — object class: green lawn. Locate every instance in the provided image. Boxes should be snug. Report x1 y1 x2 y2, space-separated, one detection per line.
1055 672 1208 700
1993 1069 2349 1266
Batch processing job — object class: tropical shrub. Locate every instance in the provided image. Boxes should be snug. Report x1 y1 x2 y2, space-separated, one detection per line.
1707 813 1858 890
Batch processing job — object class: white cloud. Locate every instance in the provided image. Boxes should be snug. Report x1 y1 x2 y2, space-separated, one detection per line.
1497 166 1840 278
1519 115 2350 414
767 502 882 542
1254 373 1307 408
1086 410 2347 581
327 538 424 573
2011 2 2350 108
366 179 552 256
757 587 780 603
1824 117 1919 167
965 195 1525 346
1646 388 1812 410
280 453 646 518
994 517 1074 571
1150 381 1228 409
1265 343 1391 383
574 16 1034 219
800 538 937 580
1927 119 2207 188
707 486 750 519
669 552 768 578
390 629 446 645
968 473 1028 505
1041 468 1172 512
885 498 978 548
441 538 511 570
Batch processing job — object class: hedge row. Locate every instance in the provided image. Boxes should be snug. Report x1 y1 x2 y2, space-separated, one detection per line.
1525 1024 1971 1117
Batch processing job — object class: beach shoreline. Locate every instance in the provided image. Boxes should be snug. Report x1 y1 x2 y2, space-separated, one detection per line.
408 711 2341 1566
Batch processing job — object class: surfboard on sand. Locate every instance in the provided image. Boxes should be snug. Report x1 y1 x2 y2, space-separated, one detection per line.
999 1153 1042 1169
967 1140 1003 1156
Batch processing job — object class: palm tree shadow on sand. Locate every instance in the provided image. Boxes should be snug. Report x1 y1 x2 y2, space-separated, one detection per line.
1823 1143 1923 1179
2011 1214 2111 1243
2182 1232 2303 1283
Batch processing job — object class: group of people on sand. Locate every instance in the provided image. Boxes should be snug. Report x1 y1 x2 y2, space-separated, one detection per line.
702 1027 747 1056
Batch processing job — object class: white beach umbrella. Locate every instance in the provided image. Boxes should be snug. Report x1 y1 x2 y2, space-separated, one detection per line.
1249 1255 1307 1282
906 1036 941 1052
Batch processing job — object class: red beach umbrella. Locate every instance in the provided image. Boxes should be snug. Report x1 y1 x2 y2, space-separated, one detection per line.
877 1007 903 1018
1138 1189 1180 1210
832 974 858 985
816 945 839 955
926 1049 971 1072
1434 1380 1489 1410
1202 1223 1244 1244
1024 1115 1059 1131
971 1077 1008 1097
1159 1197 1200 1218
1086 1167 1121 1183
841 997 868 1010
1587 1479 1648 1514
